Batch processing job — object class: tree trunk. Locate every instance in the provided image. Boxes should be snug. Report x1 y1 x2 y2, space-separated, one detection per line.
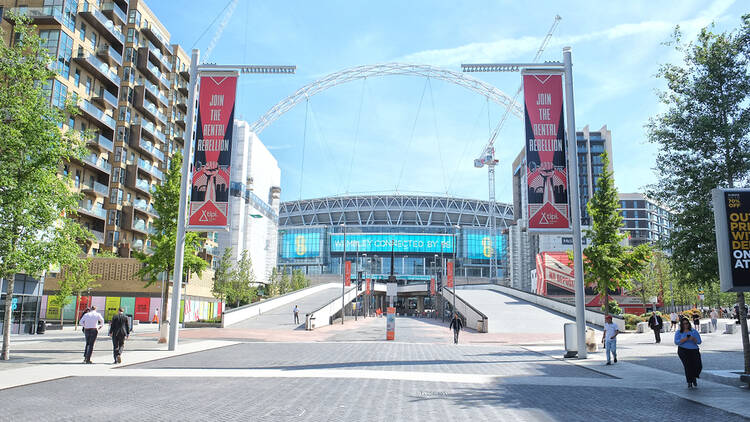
1 272 16 360
74 293 80 331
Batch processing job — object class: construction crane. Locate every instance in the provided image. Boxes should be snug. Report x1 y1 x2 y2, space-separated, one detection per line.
204 0 240 62
469 15 561 283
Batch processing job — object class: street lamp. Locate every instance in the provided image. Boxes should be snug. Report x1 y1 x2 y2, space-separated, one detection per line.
340 223 346 325
454 225 460 317
363 253 368 318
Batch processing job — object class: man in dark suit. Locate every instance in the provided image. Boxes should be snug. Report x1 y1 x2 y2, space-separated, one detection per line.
109 307 131 364
648 311 664 343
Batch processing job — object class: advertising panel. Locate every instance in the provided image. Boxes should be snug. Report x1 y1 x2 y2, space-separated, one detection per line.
61 296 76 321
119 297 135 315
465 233 506 260
446 260 454 288
386 307 395 340
46 296 60 320
91 296 106 315
430 277 436 296
149 298 161 322
40 295 47 319
712 188 750 291
105 297 120 321
366 278 371 295
523 72 570 231
345 261 351 287
188 73 238 230
76 296 90 320
280 231 322 258
330 233 453 254
134 297 150 322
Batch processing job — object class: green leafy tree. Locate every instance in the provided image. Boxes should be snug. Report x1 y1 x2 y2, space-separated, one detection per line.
291 269 310 291
134 152 207 323
633 250 669 309
266 267 282 297
647 16 750 373
226 250 257 307
578 153 652 315
62 257 101 330
50 276 74 328
212 247 233 303
0 16 91 360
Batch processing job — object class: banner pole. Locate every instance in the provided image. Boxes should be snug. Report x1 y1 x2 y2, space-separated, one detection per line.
563 47 587 359
168 49 200 351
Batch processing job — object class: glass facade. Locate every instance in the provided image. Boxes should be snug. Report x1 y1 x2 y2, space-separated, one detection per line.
0 274 45 334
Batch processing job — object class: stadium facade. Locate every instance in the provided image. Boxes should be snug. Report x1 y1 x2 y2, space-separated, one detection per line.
277 195 514 282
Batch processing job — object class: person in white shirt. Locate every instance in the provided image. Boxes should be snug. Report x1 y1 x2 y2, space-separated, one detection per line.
670 312 679 332
293 305 300 324
601 315 620 365
710 309 719 332
79 305 104 363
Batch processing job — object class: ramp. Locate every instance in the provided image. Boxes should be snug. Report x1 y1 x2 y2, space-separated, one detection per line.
455 287 574 334
226 284 343 330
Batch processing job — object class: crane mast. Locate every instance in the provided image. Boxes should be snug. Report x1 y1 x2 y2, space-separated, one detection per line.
470 15 561 284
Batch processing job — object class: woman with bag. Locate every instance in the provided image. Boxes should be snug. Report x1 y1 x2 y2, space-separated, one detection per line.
674 318 702 389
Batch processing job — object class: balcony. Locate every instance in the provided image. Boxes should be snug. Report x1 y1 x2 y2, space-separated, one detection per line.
179 67 191 82
132 239 144 250
78 200 107 221
137 159 163 181
175 115 186 129
92 86 118 110
101 2 127 26
72 48 120 90
96 44 122 67
90 229 105 244
144 41 172 73
82 153 112 174
82 180 109 197
176 78 189 95
129 133 164 162
135 177 153 196
173 129 185 143
139 79 169 107
78 99 116 131
131 217 148 235
141 22 170 51
79 4 124 48
6 6 63 25
174 95 187 112
86 133 114 153
133 198 158 217
133 87 160 124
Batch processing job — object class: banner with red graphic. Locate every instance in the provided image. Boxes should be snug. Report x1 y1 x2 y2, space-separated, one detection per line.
345 261 351 287
188 72 238 230
430 277 436 296
523 72 570 231
446 260 454 288
366 278 371 295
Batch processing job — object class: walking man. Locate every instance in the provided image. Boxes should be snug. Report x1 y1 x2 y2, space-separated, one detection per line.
648 311 664 343
79 305 104 364
449 313 463 344
293 305 300 324
109 308 130 364
710 308 718 332
670 311 679 331
602 315 619 365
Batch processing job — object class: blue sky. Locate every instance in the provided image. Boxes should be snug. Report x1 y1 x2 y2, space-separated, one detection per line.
148 0 747 203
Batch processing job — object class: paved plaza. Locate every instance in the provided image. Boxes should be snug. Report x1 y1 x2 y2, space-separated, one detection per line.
1 313 749 421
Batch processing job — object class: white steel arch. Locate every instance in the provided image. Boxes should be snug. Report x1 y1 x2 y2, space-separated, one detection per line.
249 63 523 134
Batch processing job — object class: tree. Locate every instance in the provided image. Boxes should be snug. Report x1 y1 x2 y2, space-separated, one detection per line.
50 275 74 329
61 257 101 330
579 153 652 315
225 250 257 307
212 247 233 304
0 16 92 360
134 152 207 326
291 269 310 291
265 267 282 297
647 16 750 374
633 250 670 310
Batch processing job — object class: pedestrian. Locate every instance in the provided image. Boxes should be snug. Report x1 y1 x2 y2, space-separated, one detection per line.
449 313 463 344
79 305 104 364
669 311 678 332
153 307 159 324
675 318 703 388
293 305 300 324
692 312 701 331
710 308 718 332
648 311 664 343
109 307 130 364
601 315 619 365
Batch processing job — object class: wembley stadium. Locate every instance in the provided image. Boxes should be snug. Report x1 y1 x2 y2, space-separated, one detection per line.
277 194 514 281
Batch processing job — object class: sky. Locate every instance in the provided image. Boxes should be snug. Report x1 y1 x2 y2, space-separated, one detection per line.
147 0 747 203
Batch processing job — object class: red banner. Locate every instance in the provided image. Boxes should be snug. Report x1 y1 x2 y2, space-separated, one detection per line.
344 261 351 286
523 72 569 231
134 297 150 322
188 73 238 230
366 278 371 295
430 277 436 295
446 260 454 288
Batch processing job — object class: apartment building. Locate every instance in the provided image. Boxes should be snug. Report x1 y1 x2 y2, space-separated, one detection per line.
618 192 673 247
0 0 216 262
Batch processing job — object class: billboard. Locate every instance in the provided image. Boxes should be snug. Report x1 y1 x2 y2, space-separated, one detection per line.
523 72 570 231
430 277 436 295
446 260 454 288
188 73 238 230
280 231 322 258
465 233 506 260
330 233 453 254
712 188 750 292
345 261 351 287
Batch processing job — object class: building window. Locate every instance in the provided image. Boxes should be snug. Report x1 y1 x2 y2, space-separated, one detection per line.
118 106 131 123
38 29 60 56
73 69 80 87
126 28 138 44
90 32 97 49
79 22 86 41
75 170 81 188
128 9 141 26
68 116 74 130
51 80 68 109
85 77 92 95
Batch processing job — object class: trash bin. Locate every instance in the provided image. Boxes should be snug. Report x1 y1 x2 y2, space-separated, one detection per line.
37 320 46 335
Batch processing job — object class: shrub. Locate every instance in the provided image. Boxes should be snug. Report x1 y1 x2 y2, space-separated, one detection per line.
623 313 646 330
